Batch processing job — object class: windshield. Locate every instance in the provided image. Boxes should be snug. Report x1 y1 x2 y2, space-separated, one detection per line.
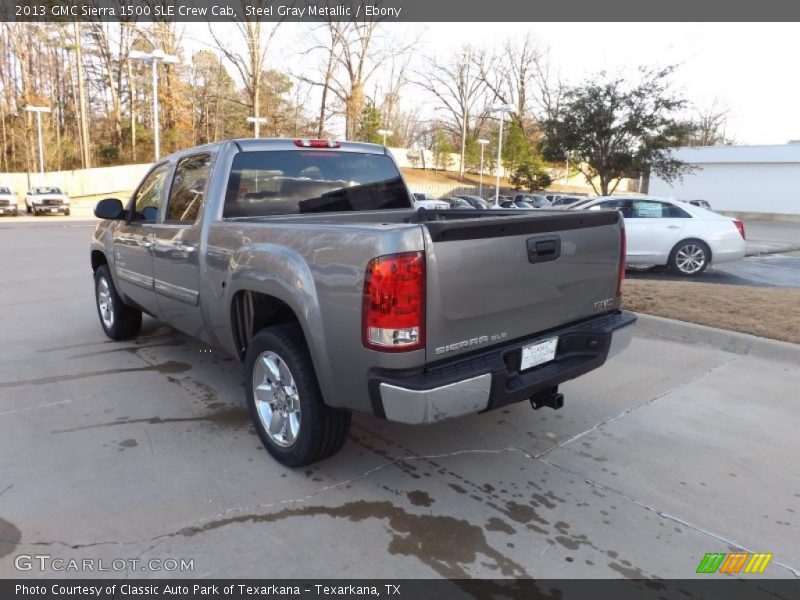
0 187 10 194
34 187 62 194
224 150 411 218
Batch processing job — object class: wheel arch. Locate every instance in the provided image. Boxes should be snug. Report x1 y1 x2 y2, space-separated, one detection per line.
91 249 108 272
670 237 713 263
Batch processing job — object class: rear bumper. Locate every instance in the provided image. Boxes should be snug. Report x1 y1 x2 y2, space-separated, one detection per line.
370 310 636 425
710 236 747 264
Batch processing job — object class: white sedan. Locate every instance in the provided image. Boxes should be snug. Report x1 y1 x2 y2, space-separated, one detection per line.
577 196 746 276
412 192 449 211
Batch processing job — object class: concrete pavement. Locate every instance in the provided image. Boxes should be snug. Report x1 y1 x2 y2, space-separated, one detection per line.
0 221 797 579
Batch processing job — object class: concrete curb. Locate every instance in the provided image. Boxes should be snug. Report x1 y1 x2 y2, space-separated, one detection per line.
634 312 800 364
745 243 800 257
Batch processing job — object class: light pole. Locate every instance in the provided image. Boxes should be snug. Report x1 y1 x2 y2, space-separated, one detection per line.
459 46 472 180
377 128 393 146
246 116 267 138
25 105 51 174
130 49 179 161
491 104 515 205
477 139 489 197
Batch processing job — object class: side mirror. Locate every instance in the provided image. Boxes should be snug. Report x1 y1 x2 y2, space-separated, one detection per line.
94 198 125 220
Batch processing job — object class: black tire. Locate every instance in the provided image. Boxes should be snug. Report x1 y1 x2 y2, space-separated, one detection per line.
26 204 31 214
245 323 351 467
32 207 38 216
669 239 710 276
64 208 70 216
94 264 142 339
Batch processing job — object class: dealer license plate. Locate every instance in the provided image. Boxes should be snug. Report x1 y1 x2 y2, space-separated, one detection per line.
520 337 558 371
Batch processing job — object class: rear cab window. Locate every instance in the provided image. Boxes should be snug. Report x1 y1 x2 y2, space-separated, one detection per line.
223 150 411 218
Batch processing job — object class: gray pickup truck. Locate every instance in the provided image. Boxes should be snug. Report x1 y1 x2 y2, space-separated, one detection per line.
90 139 635 466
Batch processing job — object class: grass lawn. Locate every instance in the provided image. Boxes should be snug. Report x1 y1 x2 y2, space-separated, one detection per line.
623 279 800 345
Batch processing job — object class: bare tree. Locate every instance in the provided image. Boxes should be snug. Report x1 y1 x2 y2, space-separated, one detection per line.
292 19 346 138
209 5 281 137
414 46 488 173
330 21 416 140
475 33 560 134
689 99 731 146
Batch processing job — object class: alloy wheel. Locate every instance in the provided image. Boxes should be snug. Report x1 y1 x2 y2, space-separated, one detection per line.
252 351 301 447
97 277 114 329
675 244 706 274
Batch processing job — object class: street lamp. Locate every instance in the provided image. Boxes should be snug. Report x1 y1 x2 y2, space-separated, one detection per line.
130 49 179 161
25 105 51 174
477 138 489 198
564 150 571 187
246 116 267 138
491 103 515 205
377 128 393 146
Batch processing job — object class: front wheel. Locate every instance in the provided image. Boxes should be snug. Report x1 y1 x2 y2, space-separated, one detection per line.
64 208 70 216
94 265 142 339
245 323 351 467
669 240 710 276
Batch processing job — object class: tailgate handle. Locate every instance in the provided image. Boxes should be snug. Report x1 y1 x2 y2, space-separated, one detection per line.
527 236 561 263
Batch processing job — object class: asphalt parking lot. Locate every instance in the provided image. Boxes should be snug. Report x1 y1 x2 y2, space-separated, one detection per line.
628 252 800 288
0 220 798 580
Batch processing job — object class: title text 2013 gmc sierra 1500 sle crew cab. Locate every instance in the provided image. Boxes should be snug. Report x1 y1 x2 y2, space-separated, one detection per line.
90 139 635 466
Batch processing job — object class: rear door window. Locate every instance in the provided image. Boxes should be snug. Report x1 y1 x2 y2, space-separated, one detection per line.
223 150 411 217
166 154 212 223
630 200 666 218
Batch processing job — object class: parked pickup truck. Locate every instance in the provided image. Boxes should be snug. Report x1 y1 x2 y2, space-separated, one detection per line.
90 139 635 466
0 186 19 216
25 186 71 216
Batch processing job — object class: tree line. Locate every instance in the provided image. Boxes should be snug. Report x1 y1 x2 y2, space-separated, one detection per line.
0 21 732 195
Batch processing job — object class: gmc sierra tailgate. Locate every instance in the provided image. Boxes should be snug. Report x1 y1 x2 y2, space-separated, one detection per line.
422 210 623 362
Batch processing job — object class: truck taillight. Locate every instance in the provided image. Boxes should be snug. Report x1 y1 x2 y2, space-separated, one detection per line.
616 225 626 298
362 252 425 352
733 219 746 239
294 139 341 148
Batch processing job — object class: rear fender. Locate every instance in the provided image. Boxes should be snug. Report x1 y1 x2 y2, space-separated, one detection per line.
228 244 333 404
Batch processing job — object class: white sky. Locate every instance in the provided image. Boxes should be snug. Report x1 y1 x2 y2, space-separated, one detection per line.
182 22 800 145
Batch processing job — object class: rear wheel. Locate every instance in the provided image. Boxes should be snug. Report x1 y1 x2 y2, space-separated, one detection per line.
245 323 351 467
669 240 710 276
94 265 142 339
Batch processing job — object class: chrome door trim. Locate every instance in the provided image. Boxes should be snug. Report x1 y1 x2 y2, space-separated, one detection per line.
117 268 154 290
154 278 199 306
